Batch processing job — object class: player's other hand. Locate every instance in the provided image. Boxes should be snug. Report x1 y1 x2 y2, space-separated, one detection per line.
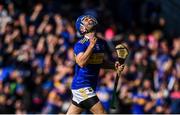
115 61 125 72
89 37 97 48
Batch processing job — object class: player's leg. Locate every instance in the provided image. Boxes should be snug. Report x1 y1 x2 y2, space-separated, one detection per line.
66 102 83 114
90 101 106 114
67 88 85 114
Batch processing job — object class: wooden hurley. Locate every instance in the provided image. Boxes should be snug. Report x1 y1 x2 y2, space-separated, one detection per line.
110 44 129 109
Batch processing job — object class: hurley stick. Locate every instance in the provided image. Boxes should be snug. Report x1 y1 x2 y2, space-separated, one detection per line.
110 44 129 109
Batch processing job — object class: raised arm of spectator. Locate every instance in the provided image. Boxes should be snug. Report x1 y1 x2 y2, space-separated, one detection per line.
54 14 63 35
19 13 27 34
30 3 43 22
37 15 49 34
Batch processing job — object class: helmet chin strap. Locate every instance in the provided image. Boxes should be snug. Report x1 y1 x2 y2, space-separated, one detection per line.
84 32 96 40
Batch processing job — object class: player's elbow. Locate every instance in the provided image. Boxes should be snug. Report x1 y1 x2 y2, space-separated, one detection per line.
76 60 86 68
78 62 86 68
76 56 87 68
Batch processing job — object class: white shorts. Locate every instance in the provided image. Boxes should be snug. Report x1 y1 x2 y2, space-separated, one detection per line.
71 87 96 104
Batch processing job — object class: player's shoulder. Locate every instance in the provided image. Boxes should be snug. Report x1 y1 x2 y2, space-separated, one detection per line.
79 37 89 44
74 37 87 49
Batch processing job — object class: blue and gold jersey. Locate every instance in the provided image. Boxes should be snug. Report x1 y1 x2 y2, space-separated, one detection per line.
71 37 107 90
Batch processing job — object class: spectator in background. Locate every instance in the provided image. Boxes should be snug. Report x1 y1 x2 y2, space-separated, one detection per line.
170 80 180 113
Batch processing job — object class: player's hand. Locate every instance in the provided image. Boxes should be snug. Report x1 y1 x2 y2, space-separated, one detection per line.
89 37 97 48
115 61 125 73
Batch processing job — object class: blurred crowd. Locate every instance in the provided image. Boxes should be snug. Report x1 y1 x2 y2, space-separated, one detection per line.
0 0 179 114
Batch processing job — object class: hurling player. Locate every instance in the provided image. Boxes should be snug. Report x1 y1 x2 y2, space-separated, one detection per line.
67 15 124 114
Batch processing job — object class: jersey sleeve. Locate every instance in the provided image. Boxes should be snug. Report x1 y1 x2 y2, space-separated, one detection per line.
74 42 86 56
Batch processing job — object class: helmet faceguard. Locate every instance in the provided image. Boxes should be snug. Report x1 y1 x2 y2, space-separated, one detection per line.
75 15 98 35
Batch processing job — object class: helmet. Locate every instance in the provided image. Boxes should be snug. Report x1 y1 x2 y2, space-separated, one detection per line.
75 15 98 35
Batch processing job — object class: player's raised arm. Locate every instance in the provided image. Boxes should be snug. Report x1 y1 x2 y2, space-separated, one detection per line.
75 36 97 68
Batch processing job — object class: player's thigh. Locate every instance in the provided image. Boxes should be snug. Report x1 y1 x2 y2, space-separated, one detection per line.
90 101 106 114
66 103 83 114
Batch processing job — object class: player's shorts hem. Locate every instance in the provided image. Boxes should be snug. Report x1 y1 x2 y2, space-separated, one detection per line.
72 96 99 109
